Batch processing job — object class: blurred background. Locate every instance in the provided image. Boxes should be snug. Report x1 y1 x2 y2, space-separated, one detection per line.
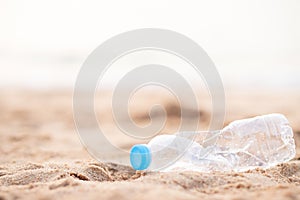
0 0 299 90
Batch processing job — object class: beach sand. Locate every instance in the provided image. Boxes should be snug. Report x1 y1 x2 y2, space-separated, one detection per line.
0 89 300 200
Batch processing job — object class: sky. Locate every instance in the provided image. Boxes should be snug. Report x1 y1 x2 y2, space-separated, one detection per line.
0 0 299 89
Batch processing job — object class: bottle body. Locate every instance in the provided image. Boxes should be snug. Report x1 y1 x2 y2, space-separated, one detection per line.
213 113 296 171
130 114 296 172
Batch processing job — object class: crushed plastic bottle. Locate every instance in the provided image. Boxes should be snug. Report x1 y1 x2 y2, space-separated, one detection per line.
130 113 296 172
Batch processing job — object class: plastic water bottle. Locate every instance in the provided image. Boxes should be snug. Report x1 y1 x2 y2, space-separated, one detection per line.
130 114 296 172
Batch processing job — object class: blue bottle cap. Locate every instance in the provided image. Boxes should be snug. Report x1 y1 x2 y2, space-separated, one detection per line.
130 144 151 170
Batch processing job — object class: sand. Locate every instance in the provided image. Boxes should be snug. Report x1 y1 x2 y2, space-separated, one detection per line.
0 89 300 200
